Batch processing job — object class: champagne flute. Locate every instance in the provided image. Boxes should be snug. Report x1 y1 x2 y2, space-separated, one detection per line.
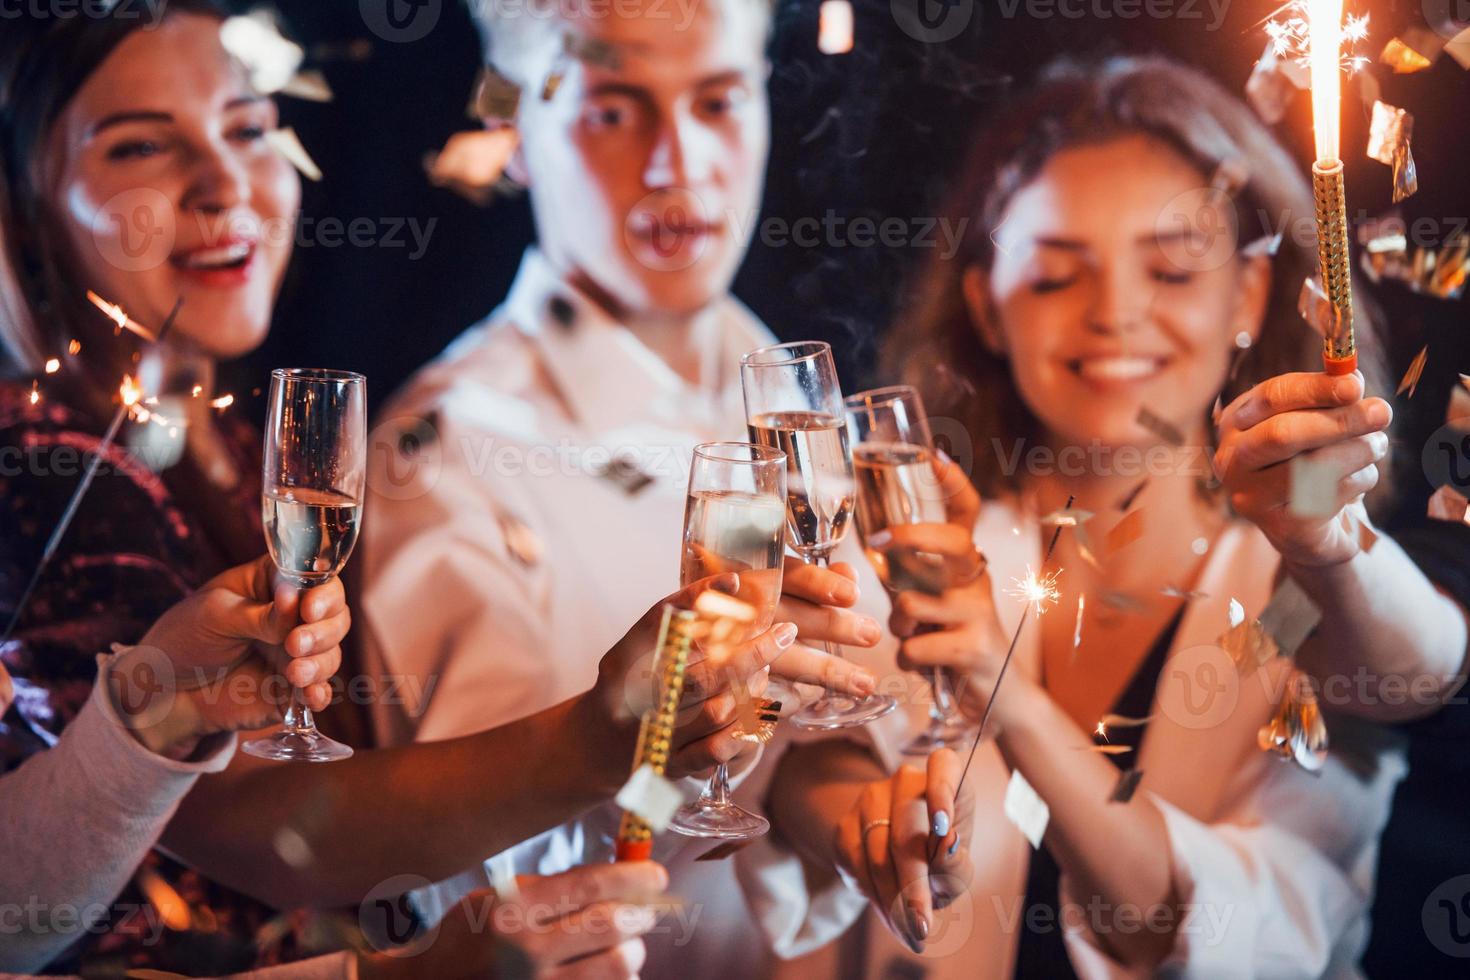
242 369 365 763
846 385 978 754
740 342 897 730
669 442 787 840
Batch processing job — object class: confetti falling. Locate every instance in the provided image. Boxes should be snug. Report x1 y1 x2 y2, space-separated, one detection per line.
1258 669 1329 772
1289 454 1340 516
1003 769 1049 848
220 12 304 97
210 394 235 411
1396 344 1429 398
87 290 155 341
264 127 321 182
43 358 59 374
27 381 39 406
818 0 854 56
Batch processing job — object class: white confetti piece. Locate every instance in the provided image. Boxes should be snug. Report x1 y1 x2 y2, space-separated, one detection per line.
264 127 322 182
818 0 854 55
616 763 684 833
1288 455 1338 518
1003 769 1049 849
1258 577 1323 659
1228 597 1245 628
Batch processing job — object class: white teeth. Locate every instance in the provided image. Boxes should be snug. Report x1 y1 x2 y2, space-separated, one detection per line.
1076 357 1162 381
180 243 251 269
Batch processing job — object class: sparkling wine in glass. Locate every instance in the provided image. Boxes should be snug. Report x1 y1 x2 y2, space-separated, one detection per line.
740 342 896 730
669 442 786 840
847 385 978 754
242 368 365 763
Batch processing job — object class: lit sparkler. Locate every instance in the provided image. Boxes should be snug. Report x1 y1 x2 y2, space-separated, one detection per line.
1006 566 1063 617
86 290 157 342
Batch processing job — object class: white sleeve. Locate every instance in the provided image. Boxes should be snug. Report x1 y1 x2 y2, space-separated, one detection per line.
1061 717 1406 980
0 655 235 973
360 453 556 744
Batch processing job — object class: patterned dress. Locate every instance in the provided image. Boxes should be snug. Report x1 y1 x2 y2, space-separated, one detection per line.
0 379 331 975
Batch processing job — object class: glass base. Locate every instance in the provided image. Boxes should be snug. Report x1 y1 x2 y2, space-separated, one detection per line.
241 728 354 763
668 800 770 840
902 715 980 755
791 692 897 731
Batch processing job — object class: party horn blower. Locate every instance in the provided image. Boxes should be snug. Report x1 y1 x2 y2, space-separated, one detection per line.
616 607 697 861
1307 0 1356 376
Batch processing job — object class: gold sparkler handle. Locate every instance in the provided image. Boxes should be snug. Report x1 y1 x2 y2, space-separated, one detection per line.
615 607 696 861
1311 160 1357 376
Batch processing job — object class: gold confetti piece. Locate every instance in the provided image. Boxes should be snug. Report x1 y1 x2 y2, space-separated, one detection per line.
472 67 522 120
1379 37 1435 73
1397 344 1428 397
1297 275 1338 339
1040 507 1094 528
28 380 39 405
1428 485 1470 524
1136 406 1184 446
1003 769 1049 848
1257 669 1328 773
43 357 59 374
67 339 81 355
1448 27 1470 70
426 128 520 205
210 394 234 410
1072 594 1085 651
1288 454 1339 517
219 12 304 96
1160 584 1208 600
1105 508 1146 554
1246 40 1307 125
1084 744 1134 755
1449 380 1470 423
696 839 756 861
1220 618 1279 675
1099 712 1153 728
1257 576 1322 658
818 0 855 56
563 30 623 70
541 67 566 101
278 69 334 103
263 127 321 181
86 290 156 341
1391 140 1418 203
1110 768 1144 803
1367 101 1412 166
134 865 191 931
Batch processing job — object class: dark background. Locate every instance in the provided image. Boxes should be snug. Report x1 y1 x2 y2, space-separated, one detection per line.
229 0 1470 973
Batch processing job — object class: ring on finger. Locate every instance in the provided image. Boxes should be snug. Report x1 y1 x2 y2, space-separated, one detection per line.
861 818 892 840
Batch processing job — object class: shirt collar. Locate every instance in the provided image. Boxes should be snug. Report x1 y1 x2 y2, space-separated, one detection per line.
499 249 774 437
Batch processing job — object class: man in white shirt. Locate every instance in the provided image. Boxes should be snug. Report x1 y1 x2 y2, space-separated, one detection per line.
358 0 904 976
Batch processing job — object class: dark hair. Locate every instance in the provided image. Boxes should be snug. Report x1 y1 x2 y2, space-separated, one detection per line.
0 0 233 379
885 54 1390 501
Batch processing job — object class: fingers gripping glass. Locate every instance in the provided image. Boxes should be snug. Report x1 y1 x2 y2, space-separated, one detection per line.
242 369 365 763
846 385 978 754
669 442 786 840
740 342 896 730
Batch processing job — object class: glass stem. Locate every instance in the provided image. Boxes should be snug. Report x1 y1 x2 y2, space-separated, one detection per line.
931 668 956 721
283 688 315 734
703 764 733 806
812 551 850 670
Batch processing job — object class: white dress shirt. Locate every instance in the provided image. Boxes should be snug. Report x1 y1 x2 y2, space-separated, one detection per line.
359 249 797 979
747 496 1406 980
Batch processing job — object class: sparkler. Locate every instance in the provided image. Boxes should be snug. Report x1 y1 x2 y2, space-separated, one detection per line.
932 496 1075 862
1 296 183 649
1305 0 1358 375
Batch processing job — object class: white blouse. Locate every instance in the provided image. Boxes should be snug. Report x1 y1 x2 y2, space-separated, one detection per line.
738 496 1406 980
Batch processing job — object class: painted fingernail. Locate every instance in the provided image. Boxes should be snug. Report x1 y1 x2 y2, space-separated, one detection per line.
773 623 799 649
948 836 960 857
905 906 928 946
932 810 950 838
858 617 882 644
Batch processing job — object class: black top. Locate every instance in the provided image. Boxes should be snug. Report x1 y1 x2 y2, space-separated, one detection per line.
1012 606 1187 979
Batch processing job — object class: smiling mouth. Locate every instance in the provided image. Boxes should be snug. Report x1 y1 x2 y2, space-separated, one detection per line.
1067 355 1169 383
171 241 255 272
